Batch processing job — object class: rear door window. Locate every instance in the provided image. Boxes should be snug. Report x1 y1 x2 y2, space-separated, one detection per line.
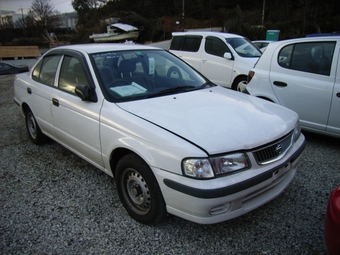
170 36 184 50
278 42 335 75
32 55 61 86
170 35 202 52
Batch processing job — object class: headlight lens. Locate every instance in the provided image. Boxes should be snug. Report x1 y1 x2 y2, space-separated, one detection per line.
293 120 301 142
182 153 249 179
211 153 249 175
182 159 214 179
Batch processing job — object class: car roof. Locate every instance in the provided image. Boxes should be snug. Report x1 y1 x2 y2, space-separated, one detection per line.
172 31 244 39
46 43 161 55
263 36 340 51
252 40 275 43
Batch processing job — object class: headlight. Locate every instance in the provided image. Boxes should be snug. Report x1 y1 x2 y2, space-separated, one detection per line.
182 153 250 179
182 159 214 179
293 120 301 142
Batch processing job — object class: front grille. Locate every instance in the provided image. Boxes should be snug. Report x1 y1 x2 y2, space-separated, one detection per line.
253 132 293 165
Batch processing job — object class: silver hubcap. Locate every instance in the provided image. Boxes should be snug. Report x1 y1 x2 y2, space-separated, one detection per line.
122 169 151 215
27 112 37 139
236 81 243 92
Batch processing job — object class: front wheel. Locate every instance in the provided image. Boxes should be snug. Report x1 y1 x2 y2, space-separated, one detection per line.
25 108 46 145
115 153 167 225
167 66 182 79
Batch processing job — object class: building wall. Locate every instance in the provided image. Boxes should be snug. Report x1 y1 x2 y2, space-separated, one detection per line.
59 12 78 30
0 10 77 30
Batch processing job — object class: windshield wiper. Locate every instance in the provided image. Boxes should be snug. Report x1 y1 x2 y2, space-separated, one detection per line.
148 86 196 98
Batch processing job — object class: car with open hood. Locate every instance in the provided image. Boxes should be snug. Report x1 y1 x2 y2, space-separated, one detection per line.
13 43 305 224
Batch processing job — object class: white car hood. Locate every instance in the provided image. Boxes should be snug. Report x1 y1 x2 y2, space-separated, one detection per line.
117 86 297 154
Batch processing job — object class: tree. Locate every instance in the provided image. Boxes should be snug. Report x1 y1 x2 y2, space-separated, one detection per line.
27 0 61 34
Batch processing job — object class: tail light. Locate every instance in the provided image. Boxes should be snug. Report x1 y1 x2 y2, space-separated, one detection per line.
325 185 340 255
247 71 255 83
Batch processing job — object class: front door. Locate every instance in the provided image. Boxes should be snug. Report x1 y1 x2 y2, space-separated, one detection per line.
200 36 234 88
51 54 104 168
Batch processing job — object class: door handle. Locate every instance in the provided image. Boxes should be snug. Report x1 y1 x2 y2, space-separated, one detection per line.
337 93 340 98
27 87 32 94
273 81 287 87
202 59 207 63
52 98 59 107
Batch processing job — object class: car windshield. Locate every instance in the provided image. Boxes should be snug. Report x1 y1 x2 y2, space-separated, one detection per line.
226 38 262 58
90 49 210 102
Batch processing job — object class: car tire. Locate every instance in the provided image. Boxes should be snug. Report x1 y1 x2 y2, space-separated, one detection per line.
25 108 46 145
232 76 247 91
115 153 167 225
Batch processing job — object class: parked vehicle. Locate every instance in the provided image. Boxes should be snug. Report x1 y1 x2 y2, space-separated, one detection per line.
169 31 262 91
89 23 139 42
306 32 340 37
325 185 340 255
252 40 275 52
243 36 340 138
14 43 305 225
0 61 29 75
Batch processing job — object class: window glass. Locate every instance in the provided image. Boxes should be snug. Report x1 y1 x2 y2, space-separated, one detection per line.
170 36 184 50
205 37 230 57
278 42 335 75
0 63 10 70
59 56 88 94
226 38 262 57
278 45 293 68
32 60 42 81
32 55 61 86
181 36 202 52
90 50 207 102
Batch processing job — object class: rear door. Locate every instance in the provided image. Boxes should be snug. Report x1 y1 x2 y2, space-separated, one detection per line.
269 41 336 131
28 54 62 139
169 35 203 71
326 48 340 135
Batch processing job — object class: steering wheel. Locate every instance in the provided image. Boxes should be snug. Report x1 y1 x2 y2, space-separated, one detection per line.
108 79 129 87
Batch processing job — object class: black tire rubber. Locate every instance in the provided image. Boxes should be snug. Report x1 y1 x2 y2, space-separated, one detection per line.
115 153 167 225
232 76 247 91
25 108 46 145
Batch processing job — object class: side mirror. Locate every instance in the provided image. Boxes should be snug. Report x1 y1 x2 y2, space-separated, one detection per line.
75 84 97 102
223 52 233 60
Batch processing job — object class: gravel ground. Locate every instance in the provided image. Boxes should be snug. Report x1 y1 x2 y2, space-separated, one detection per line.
1 72 340 255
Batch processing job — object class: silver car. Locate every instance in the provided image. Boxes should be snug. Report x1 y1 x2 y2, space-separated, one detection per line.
244 36 340 138
14 43 305 224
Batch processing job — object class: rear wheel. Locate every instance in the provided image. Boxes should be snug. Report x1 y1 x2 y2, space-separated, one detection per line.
167 66 182 79
232 76 247 92
115 153 167 225
25 108 46 145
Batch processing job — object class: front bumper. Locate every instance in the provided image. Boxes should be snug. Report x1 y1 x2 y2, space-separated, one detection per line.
155 134 305 224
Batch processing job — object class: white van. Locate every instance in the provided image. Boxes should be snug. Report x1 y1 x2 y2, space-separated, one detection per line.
169 31 262 90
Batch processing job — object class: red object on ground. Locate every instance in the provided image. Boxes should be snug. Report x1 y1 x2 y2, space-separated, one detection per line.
325 185 340 255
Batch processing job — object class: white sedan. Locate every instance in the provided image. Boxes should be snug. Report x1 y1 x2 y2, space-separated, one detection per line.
245 36 340 138
14 43 305 224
